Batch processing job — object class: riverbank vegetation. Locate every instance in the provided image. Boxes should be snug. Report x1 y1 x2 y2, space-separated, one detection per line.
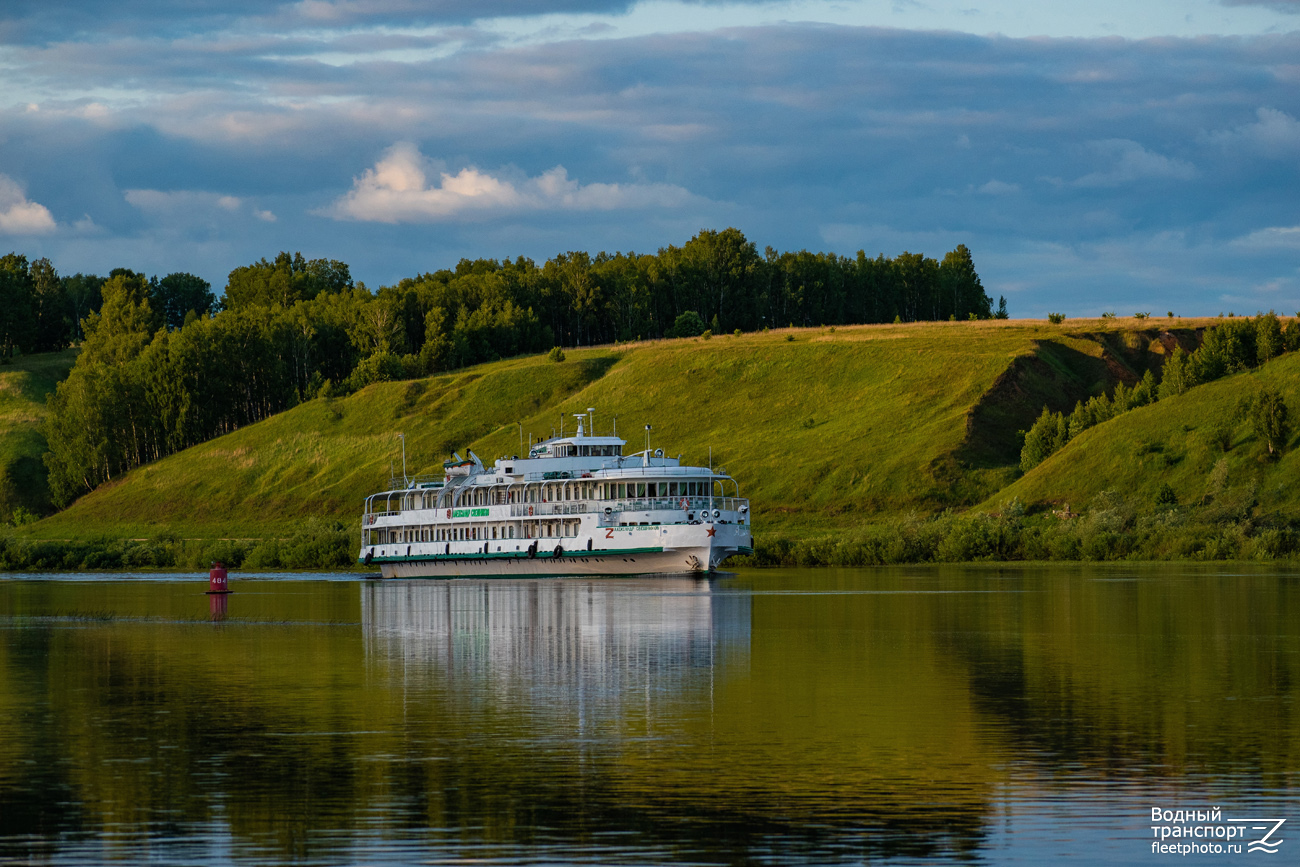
23 315 1275 563
22 319 1148 544
4 233 1300 568
0 519 352 571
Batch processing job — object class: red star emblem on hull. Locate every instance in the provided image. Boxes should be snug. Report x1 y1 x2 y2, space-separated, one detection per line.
706 527 716 537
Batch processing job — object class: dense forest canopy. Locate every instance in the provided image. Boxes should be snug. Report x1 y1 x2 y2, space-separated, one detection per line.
10 228 998 507
0 256 218 355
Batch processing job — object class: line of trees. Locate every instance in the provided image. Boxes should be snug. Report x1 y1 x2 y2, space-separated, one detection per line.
1021 312 1300 472
34 228 996 507
0 255 217 358
393 231 999 349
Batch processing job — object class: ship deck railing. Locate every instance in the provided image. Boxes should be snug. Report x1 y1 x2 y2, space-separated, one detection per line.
365 497 747 523
384 465 733 491
509 496 746 518
387 474 445 491
520 465 721 481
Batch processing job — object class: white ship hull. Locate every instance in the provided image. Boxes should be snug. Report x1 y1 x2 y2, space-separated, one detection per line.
368 522 751 579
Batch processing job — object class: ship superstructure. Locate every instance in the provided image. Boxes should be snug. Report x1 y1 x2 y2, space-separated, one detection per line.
359 415 752 577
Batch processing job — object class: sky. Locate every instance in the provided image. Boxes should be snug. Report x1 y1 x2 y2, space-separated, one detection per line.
0 0 1297 317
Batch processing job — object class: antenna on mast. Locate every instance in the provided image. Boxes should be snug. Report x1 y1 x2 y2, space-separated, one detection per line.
397 433 408 486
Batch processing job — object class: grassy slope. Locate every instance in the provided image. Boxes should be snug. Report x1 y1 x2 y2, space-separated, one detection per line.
27 319 1199 542
985 351 1300 517
29 353 619 539
0 350 77 519
471 321 1147 537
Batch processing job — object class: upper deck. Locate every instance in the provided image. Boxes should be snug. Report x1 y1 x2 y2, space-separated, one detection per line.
382 422 702 493
362 415 748 545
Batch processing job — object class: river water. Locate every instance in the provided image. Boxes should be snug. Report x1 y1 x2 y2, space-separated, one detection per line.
0 565 1296 865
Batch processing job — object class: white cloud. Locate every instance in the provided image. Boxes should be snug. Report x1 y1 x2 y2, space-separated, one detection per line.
1073 139 1196 187
0 175 57 235
125 188 275 223
126 188 225 213
978 179 1019 195
324 142 697 223
1203 107 1300 157
1232 225 1300 248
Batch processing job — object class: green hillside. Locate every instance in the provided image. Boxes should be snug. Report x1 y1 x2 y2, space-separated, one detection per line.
24 320 1195 543
0 350 76 522
987 350 1300 518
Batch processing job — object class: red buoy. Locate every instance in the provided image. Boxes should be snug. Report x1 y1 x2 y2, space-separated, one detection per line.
207 561 231 595
209 592 228 621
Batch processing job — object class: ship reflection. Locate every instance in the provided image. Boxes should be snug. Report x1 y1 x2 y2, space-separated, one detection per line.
361 577 750 707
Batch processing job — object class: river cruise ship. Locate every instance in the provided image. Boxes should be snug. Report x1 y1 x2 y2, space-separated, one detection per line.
359 418 753 577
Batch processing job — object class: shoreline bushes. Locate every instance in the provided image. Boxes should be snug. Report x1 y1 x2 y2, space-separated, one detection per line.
0 520 355 571
734 498 1300 567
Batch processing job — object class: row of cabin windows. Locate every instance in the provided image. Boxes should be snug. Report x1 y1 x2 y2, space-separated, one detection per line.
552 445 620 457
600 480 710 500
371 521 583 545
391 479 715 511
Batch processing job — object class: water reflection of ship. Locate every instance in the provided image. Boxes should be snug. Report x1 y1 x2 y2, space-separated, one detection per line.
361 578 750 700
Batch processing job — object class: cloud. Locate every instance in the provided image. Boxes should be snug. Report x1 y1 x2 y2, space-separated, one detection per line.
978 179 1019 195
324 142 696 222
0 0 649 45
3 24 1300 314
1072 140 1197 187
1219 0 1300 12
1233 225 1300 248
1203 107 1300 158
125 188 273 222
0 174 56 234
285 0 641 27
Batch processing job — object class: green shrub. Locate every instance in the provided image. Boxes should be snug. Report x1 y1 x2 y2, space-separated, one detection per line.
547 346 565 362
346 351 406 391
281 520 353 568
666 310 705 339
1241 386 1290 456
1047 312 1065 324
1020 407 1068 471
1154 483 1177 507
200 539 253 569
244 539 282 569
